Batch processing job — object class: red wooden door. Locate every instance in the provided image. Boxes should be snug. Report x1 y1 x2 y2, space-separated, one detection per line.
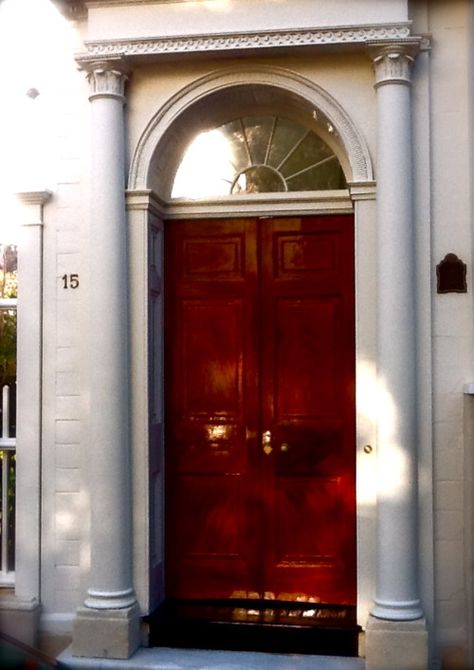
165 216 356 605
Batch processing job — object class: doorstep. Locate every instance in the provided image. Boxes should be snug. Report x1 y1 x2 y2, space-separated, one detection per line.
58 646 365 670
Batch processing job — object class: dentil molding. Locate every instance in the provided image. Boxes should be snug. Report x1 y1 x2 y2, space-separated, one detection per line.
79 23 419 60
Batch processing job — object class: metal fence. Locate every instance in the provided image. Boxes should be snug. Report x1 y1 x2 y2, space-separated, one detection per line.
0 298 16 586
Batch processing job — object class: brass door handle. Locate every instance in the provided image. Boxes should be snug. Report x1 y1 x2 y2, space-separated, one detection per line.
280 443 289 453
262 430 272 455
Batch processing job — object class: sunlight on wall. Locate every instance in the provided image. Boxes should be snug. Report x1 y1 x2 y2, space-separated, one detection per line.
356 360 377 506
0 0 75 242
357 360 410 502
375 376 411 500
202 0 232 11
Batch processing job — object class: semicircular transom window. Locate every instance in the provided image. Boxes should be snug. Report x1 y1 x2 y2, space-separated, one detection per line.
171 115 346 199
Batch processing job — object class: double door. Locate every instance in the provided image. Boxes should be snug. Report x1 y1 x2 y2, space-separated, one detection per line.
165 216 356 605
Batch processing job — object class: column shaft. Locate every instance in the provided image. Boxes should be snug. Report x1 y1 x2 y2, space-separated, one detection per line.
372 46 423 621
84 63 135 610
72 60 140 660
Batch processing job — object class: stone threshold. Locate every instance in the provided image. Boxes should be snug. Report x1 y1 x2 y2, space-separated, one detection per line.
59 646 365 670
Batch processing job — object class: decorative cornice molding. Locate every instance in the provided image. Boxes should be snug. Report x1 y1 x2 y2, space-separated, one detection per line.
16 190 52 226
78 58 129 101
16 190 52 206
369 42 421 88
79 22 413 61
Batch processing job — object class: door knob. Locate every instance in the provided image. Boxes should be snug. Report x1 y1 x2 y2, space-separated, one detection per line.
280 442 289 453
262 430 272 455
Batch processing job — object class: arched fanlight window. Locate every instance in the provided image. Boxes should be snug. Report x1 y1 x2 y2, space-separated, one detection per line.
171 115 346 199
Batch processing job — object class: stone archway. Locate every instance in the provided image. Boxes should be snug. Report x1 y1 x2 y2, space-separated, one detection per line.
128 64 374 197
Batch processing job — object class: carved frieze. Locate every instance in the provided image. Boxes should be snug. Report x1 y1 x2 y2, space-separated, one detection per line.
80 23 413 60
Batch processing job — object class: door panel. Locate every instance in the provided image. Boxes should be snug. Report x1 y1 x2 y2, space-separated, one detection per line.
260 218 355 603
182 300 242 410
165 220 258 599
274 297 340 417
165 216 355 604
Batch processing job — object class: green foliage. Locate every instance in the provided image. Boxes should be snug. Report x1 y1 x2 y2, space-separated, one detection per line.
0 244 17 389
0 312 16 389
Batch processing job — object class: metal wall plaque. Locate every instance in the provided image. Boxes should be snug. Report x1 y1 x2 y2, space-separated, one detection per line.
436 253 467 293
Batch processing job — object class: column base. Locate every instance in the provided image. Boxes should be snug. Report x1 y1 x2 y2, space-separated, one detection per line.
365 615 428 670
72 603 141 659
0 594 40 646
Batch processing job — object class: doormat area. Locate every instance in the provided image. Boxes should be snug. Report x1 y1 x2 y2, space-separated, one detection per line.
147 600 360 657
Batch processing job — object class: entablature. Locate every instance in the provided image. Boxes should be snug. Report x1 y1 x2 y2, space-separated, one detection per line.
77 23 430 63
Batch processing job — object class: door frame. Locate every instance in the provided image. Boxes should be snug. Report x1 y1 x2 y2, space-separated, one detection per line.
126 186 377 630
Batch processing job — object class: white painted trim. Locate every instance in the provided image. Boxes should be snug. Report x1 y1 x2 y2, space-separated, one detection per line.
0 299 18 309
16 191 52 206
164 191 354 219
127 70 377 628
354 197 378 629
14 191 50 612
126 187 377 629
412 45 434 647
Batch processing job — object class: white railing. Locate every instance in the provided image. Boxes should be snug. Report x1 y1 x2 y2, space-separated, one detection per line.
0 298 16 586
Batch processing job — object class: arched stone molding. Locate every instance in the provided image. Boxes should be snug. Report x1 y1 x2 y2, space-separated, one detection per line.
128 64 374 198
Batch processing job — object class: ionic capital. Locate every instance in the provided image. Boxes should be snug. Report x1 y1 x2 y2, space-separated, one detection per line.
369 43 419 88
78 57 129 102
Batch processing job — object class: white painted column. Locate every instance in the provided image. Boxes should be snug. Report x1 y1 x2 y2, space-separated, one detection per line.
72 59 139 659
370 44 424 623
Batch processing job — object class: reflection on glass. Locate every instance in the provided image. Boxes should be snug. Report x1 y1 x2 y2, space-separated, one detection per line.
172 116 345 199
232 166 286 194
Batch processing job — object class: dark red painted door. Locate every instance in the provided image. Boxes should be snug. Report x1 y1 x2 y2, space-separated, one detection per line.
165 216 356 605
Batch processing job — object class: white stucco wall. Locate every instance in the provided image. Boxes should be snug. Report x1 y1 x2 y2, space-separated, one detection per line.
24 10 92 632
426 0 473 658
86 0 410 42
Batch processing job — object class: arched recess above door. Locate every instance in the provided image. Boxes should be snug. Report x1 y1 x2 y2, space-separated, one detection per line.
128 65 374 200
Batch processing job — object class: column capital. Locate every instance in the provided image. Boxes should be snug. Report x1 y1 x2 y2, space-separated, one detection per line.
78 57 129 102
368 42 419 88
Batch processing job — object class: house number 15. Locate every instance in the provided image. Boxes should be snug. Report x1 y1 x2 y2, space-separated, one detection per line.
61 274 79 289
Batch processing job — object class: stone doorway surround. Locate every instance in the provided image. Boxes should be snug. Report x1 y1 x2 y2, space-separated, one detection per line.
65 21 431 670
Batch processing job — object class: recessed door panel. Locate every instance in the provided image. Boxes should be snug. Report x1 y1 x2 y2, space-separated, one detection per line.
165 216 355 605
275 297 340 419
181 299 243 416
